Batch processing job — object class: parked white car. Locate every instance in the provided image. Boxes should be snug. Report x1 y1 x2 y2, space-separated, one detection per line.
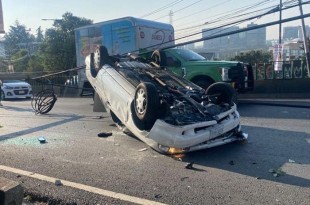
86 46 247 154
1 80 33 100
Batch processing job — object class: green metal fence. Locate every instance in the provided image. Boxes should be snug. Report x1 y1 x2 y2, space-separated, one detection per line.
254 60 309 80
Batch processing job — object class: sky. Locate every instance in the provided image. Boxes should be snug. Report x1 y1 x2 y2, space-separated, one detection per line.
2 0 310 43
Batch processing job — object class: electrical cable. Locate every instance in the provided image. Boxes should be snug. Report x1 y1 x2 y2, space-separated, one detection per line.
153 0 204 21
140 0 184 18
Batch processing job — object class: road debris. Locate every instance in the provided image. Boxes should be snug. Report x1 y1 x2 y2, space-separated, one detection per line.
97 132 112 138
38 137 46 144
268 168 285 177
185 162 194 169
138 148 148 152
288 159 295 163
154 194 162 199
55 179 63 186
181 177 189 181
229 160 235 165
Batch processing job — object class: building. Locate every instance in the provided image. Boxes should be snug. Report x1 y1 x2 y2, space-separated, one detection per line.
202 23 267 59
283 26 310 41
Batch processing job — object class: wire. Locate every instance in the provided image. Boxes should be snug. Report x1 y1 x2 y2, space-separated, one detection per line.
153 0 204 21
175 0 276 33
139 0 184 18
174 0 308 41
173 0 233 23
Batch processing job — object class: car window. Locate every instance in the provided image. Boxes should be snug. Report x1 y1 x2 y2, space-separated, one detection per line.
165 52 181 67
3 80 23 83
174 49 205 61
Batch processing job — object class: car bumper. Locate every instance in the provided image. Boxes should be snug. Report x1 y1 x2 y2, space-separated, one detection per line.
3 89 33 99
147 105 242 153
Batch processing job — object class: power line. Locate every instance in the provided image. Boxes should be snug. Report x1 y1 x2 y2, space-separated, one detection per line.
175 0 276 32
139 0 184 18
173 0 308 44
170 13 310 49
153 0 204 21
174 0 306 38
173 0 233 22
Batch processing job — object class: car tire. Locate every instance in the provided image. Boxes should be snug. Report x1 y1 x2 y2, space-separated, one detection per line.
206 82 237 105
151 50 166 66
133 82 160 130
94 45 110 71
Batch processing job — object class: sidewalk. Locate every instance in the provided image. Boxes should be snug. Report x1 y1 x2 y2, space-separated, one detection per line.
238 95 310 108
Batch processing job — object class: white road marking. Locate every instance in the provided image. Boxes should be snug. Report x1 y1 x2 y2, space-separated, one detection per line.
0 165 167 205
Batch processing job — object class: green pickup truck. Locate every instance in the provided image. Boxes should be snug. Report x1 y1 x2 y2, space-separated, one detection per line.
150 48 254 93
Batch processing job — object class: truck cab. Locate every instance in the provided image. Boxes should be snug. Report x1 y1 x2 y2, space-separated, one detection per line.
152 48 254 93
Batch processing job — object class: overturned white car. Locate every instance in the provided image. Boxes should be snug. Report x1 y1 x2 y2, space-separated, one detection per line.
85 46 247 154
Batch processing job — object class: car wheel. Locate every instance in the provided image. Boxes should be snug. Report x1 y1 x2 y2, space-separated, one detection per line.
206 82 237 105
94 45 110 71
1 90 5 100
133 82 160 130
151 50 166 66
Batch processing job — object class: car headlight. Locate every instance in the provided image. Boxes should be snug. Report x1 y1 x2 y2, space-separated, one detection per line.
158 144 186 154
4 85 14 89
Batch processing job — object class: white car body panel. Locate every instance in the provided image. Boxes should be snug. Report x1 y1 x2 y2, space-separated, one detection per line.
85 55 246 153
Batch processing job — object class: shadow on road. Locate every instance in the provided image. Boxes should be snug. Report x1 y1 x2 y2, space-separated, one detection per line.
0 115 83 141
177 125 310 188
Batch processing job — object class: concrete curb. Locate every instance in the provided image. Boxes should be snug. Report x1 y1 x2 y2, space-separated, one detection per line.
0 177 24 205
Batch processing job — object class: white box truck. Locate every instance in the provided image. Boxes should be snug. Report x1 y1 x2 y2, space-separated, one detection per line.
75 16 174 94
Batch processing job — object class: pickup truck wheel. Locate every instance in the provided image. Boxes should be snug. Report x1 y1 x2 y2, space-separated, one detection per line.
133 82 159 130
194 80 212 90
94 45 109 71
206 82 237 105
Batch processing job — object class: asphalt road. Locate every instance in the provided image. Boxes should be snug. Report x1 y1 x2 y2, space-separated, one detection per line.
0 98 309 205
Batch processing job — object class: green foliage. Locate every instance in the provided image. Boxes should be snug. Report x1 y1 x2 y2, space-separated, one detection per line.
11 49 29 72
40 12 92 72
36 26 44 42
3 21 35 57
231 50 272 65
3 21 36 72
27 55 44 73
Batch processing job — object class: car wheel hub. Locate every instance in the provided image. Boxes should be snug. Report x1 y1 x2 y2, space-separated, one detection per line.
136 88 146 115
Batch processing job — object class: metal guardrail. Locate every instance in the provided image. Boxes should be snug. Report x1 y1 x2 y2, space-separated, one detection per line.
254 60 309 80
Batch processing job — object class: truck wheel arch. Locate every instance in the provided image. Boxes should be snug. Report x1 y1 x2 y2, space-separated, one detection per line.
191 75 215 90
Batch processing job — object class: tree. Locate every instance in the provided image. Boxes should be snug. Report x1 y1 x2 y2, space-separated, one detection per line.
231 50 272 65
3 21 35 57
40 12 92 72
3 21 35 72
36 26 44 42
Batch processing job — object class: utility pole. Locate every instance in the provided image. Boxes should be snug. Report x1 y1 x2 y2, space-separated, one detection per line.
298 0 310 77
279 0 282 44
169 10 173 25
